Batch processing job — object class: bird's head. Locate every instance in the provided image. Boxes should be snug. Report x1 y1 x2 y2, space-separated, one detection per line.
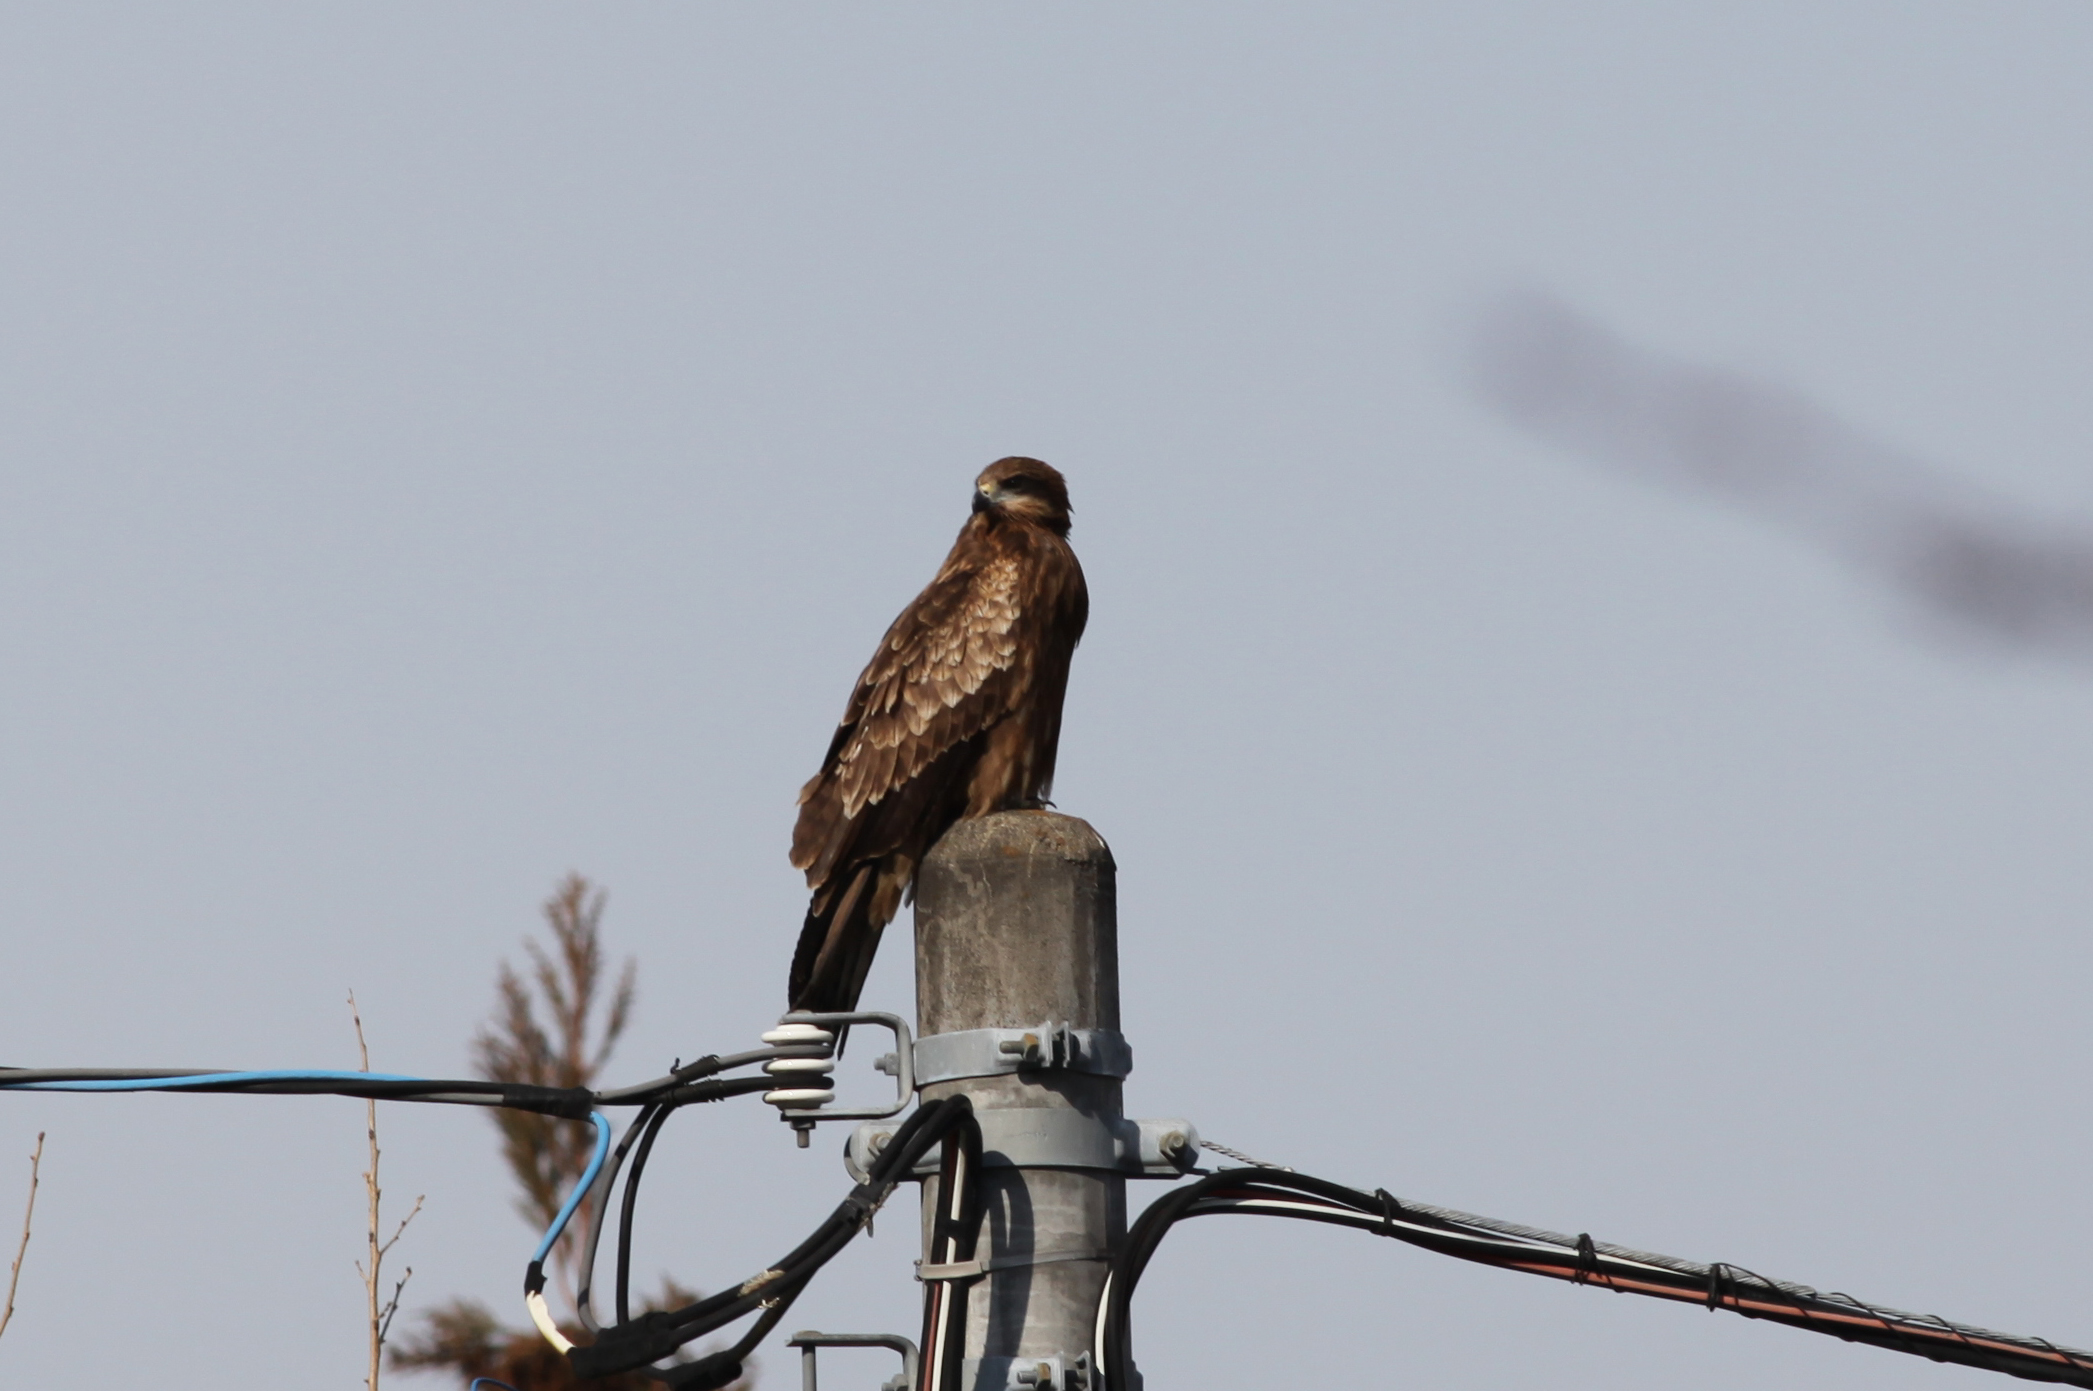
972 457 1073 535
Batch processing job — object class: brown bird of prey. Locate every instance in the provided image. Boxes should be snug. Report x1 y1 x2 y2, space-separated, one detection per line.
788 457 1089 1014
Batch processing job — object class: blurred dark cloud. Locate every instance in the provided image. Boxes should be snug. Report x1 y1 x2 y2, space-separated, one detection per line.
1472 291 2093 656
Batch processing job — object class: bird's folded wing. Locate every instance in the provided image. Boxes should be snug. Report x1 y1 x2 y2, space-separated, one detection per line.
792 553 1034 867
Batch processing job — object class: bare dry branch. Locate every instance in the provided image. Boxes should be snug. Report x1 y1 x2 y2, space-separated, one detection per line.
351 991 423 1391
0 1132 44 1343
377 1266 413 1346
378 1197 424 1263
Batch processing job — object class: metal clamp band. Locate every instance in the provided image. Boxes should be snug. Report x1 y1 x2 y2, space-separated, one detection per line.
916 1246 1111 1282
847 1111 1199 1178
913 1023 1132 1087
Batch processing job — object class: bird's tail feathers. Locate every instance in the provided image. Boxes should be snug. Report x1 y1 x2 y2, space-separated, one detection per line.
788 856 912 1015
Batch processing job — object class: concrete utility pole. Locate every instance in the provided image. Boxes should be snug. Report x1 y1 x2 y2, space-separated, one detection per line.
914 811 1126 1391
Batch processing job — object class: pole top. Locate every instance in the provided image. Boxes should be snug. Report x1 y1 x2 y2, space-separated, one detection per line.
915 810 1119 1037
921 810 1114 872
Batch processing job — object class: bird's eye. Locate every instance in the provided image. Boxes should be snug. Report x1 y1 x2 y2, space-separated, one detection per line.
1001 477 1032 494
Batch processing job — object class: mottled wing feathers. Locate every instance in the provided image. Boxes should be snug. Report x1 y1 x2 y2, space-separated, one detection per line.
838 553 1027 813
791 549 1030 883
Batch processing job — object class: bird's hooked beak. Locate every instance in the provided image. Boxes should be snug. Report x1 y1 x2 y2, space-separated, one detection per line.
972 481 997 514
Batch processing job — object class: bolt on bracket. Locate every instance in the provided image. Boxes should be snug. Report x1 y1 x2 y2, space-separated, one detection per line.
964 1352 1092 1390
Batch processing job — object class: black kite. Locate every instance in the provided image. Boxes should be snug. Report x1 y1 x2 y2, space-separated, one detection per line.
788 457 1089 1013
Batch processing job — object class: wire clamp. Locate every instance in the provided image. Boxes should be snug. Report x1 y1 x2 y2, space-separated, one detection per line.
1574 1232 1600 1286
1374 1187 1404 1237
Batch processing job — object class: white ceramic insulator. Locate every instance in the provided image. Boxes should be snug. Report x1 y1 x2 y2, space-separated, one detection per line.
764 1087 835 1109
762 1024 835 1046
763 1057 835 1075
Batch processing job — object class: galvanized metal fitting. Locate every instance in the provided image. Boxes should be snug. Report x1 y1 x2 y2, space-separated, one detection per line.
965 1352 1091 1390
786 1330 919 1391
846 1112 1199 1179
912 1023 1133 1087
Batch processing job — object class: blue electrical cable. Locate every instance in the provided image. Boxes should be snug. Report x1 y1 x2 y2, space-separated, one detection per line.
468 1379 521 1391
533 1111 612 1264
4 1069 426 1092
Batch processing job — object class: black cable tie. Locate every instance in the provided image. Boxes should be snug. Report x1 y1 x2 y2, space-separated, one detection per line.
524 1260 546 1297
840 1183 888 1223
1706 1262 1727 1311
1573 1232 1598 1286
1374 1188 1404 1238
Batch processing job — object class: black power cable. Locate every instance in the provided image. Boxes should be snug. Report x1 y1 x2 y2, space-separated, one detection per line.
916 1106 985 1391
1099 1168 2093 1390
566 1093 982 1389
0 1047 818 1111
40 1046 2088 1389
2 1038 833 1382
616 1102 678 1326
0 1068 600 1115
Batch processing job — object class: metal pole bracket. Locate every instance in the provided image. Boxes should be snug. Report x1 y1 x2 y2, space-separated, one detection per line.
786 1330 920 1391
912 1023 1132 1087
848 1113 1199 1180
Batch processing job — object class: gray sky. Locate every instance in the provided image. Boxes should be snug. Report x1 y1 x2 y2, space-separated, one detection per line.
4 5 2092 1388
